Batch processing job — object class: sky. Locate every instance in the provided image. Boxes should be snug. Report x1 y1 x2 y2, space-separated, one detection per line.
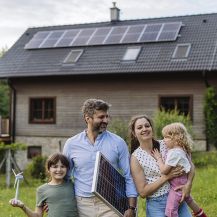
1 0 217 49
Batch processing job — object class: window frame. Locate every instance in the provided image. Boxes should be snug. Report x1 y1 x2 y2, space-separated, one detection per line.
122 46 142 61
172 43 191 59
158 95 193 119
29 97 56 124
63 49 83 64
27 146 42 159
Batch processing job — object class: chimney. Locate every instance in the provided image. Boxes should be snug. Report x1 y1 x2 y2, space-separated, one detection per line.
110 2 120 22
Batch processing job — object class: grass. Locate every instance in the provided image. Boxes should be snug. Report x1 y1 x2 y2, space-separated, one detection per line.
0 151 217 217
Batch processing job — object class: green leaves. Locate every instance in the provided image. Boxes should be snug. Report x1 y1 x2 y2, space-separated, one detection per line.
0 142 26 151
153 108 193 139
0 80 9 118
204 86 217 149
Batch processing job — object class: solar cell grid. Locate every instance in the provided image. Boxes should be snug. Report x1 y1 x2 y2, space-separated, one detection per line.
33 31 50 39
91 152 129 217
24 21 182 49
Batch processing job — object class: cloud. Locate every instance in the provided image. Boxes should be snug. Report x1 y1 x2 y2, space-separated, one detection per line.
0 0 217 48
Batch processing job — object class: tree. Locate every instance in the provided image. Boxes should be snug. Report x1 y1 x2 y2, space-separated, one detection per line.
204 86 217 150
0 80 10 118
0 46 7 57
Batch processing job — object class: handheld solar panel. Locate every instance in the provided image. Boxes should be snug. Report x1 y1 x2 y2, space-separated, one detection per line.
91 151 128 216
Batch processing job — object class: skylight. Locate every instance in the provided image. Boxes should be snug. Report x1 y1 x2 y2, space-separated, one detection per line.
172 43 191 59
63 49 83 63
122 46 141 61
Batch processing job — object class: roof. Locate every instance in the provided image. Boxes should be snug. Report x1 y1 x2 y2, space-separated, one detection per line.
1 13 217 78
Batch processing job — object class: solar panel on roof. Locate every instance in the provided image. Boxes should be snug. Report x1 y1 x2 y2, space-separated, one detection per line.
25 31 50 49
25 22 182 49
91 151 131 217
56 29 80 47
87 28 111 45
104 26 128 44
157 22 182 41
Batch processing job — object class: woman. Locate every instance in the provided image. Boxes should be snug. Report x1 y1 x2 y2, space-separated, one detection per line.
129 115 193 217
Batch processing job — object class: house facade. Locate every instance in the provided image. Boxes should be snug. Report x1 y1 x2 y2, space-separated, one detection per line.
0 6 217 168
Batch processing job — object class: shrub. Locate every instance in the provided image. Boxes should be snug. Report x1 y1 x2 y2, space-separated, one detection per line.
203 86 217 149
192 151 217 167
26 155 47 181
108 118 129 144
153 109 193 139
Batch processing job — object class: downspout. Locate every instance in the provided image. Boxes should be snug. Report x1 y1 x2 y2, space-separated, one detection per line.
7 79 16 143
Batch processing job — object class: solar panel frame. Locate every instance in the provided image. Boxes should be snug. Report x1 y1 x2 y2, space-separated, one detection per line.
24 22 182 49
91 151 129 217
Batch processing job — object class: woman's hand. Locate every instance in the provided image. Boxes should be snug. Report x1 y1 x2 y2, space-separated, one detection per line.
166 166 184 180
174 182 192 202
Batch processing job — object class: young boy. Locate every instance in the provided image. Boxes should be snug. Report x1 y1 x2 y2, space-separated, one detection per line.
9 153 78 217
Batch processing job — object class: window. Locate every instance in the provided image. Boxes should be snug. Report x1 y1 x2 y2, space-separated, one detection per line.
27 146 42 159
159 96 192 117
122 46 141 61
63 49 83 63
172 43 191 59
29 97 56 123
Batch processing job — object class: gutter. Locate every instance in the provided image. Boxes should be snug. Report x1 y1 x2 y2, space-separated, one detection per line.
7 79 16 143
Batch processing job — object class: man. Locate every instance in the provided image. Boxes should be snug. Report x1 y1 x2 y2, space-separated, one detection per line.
63 98 137 217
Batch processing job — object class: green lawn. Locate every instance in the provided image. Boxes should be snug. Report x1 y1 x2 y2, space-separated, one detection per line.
0 151 216 217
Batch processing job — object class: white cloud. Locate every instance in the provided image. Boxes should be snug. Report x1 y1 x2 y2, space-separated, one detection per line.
0 0 217 48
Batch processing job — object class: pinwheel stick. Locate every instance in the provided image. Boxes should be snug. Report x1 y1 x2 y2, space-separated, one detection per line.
12 169 23 201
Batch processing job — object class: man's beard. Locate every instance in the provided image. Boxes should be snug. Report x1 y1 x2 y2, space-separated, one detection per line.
93 123 108 134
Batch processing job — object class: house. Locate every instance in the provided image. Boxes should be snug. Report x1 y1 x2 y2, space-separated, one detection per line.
0 4 217 168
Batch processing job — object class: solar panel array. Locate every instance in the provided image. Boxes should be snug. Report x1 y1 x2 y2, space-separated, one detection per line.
25 22 182 49
91 152 129 217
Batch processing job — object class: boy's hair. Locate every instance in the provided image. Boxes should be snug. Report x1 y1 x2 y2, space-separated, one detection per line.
162 122 193 154
81 99 110 118
46 153 70 171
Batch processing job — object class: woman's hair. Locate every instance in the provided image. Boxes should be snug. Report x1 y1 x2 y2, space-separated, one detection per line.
162 122 193 154
129 114 159 154
46 153 70 172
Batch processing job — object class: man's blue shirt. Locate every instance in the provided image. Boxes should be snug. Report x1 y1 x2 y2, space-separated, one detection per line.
63 130 137 197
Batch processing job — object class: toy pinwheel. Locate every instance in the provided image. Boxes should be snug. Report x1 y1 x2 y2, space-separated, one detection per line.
12 169 23 200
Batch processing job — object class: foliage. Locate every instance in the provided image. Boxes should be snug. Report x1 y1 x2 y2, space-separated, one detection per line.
26 155 47 181
108 118 129 143
0 142 26 151
0 80 10 118
192 151 217 168
0 46 7 57
153 108 193 139
203 86 217 149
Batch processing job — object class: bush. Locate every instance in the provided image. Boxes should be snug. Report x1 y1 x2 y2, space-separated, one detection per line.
108 118 129 144
153 109 193 139
26 155 47 181
204 86 217 149
192 151 217 168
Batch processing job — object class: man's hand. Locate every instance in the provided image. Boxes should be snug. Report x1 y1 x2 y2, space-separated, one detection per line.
123 208 136 217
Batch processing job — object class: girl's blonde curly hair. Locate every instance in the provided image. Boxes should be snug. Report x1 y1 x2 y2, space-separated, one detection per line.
162 122 193 155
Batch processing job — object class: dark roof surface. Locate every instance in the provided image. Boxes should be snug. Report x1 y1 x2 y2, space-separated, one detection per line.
1 13 217 78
